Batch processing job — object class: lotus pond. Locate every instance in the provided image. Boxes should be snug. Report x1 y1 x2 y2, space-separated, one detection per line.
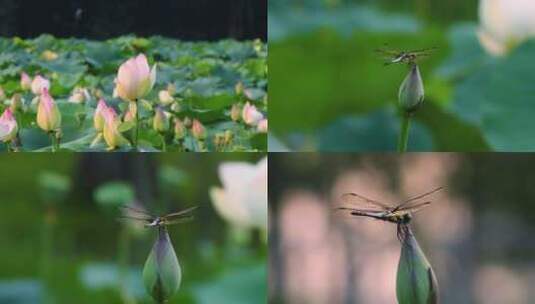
0 35 267 152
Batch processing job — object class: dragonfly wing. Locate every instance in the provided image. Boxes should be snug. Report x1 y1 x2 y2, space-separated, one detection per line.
393 187 443 211
119 205 154 217
408 47 438 55
117 215 152 223
163 216 194 226
340 192 391 211
393 201 433 216
163 206 198 218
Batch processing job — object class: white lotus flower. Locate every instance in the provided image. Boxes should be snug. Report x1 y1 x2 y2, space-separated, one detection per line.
478 0 535 56
210 157 267 230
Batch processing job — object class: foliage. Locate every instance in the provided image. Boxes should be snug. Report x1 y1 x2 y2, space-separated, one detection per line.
270 2 535 151
0 35 267 152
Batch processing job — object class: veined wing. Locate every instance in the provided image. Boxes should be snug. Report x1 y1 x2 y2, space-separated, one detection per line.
162 206 198 220
340 192 391 211
119 205 154 218
162 216 194 226
392 201 433 216
374 44 401 57
407 47 438 56
392 186 443 212
117 214 153 223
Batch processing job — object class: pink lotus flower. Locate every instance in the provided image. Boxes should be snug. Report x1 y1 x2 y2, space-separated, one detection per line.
242 102 264 126
94 99 109 132
102 107 129 149
0 108 18 142
114 54 157 101
191 119 207 140
37 88 61 132
31 75 50 95
257 119 268 133
20 72 32 91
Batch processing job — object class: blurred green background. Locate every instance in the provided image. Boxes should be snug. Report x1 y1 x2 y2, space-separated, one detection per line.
0 153 266 304
270 0 535 151
268 153 535 303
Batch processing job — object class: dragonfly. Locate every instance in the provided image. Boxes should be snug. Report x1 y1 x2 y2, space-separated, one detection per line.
336 187 443 240
375 45 437 66
118 205 197 227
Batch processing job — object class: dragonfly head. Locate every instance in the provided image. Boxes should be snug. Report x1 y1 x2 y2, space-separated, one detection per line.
145 217 163 227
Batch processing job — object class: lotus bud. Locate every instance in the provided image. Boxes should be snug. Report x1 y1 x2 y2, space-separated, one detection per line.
153 107 170 133
124 102 138 123
93 89 104 99
397 227 439 304
174 119 187 140
167 83 176 95
183 117 192 128
37 88 61 132
20 72 32 91
0 108 18 142
31 75 50 95
398 64 424 113
235 82 244 96
10 94 22 113
214 133 224 147
230 104 241 122
224 130 233 145
257 119 268 133
158 90 174 106
41 50 58 61
143 226 182 303
115 54 157 102
94 99 109 132
191 119 206 140
242 102 264 126
102 107 129 150
170 102 181 113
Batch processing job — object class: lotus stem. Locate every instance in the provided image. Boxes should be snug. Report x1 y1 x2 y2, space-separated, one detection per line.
161 134 167 152
398 113 411 152
134 99 139 149
50 132 59 152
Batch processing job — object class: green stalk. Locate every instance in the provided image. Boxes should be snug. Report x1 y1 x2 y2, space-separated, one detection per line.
134 99 139 150
398 113 411 152
161 134 167 152
50 132 59 152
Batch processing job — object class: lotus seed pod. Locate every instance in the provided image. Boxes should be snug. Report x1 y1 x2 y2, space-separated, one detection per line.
398 64 424 113
158 90 174 106
143 226 181 303
396 227 438 304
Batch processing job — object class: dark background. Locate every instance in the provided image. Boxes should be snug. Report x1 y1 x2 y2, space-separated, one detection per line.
0 0 267 40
